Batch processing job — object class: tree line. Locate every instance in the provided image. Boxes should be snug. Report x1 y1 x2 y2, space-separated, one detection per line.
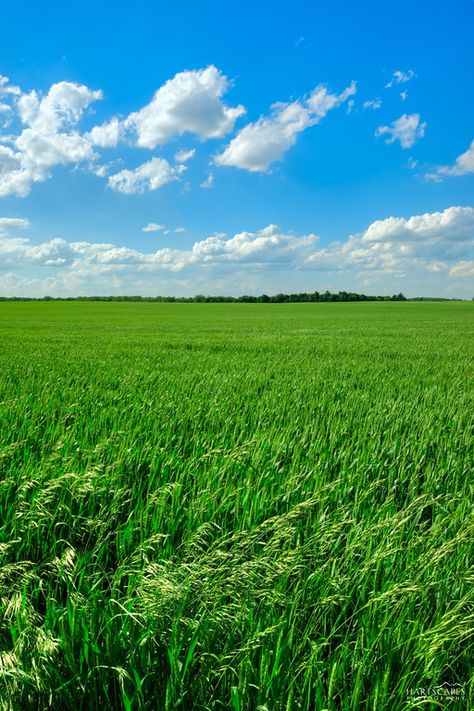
0 291 409 302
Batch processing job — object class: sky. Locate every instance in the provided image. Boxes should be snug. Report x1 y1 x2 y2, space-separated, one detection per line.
0 0 473 298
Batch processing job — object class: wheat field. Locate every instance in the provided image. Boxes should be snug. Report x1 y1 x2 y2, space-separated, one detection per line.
0 301 472 710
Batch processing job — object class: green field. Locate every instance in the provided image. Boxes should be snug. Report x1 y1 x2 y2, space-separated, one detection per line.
0 302 472 710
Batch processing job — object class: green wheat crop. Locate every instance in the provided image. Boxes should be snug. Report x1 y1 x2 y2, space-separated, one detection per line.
0 301 472 710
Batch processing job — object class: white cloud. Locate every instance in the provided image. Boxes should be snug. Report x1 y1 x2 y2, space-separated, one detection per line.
2 207 473 297
300 207 474 286
86 118 123 147
449 260 474 277
385 70 415 89
425 138 474 181
142 223 165 232
0 75 21 97
0 223 319 273
0 68 245 196
0 217 30 235
17 82 102 131
304 206 474 276
200 172 214 188
0 144 39 197
190 224 318 263
0 81 102 197
216 102 309 172
306 81 356 120
215 81 356 172
175 227 186 233
125 66 245 148
108 158 185 194
363 98 382 110
358 206 474 257
92 165 109 178
375 113 426 149
175 148 196 163
400 91 408 101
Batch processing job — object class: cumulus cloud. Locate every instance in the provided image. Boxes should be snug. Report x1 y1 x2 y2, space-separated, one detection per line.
0 80 102 197
108 158 186 194
358 206 474 257
175 227 186 233
5 206 472 274
175 148 196 163
2 207 473 296
86 118 123 147
0 67 246 197
304 206 474 274
385 70 415 88
0 223 319 273
375 113 426 149
215 81 356 172
189 224 318 263
17 82 102 130
425 138 474 181
125 66 245 148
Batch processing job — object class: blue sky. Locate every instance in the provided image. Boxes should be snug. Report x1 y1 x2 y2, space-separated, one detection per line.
1 0 473 297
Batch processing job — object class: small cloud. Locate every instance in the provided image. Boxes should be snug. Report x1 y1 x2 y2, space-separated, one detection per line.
346 99 355 115
164 229 171 234
108 158 185 194
400 91 408 101
375 113 426 149
142 223 165 232
407 157 418 170
385 69 415 89
424 138 474 182
93 165 109 178
363 98 382 110
175 148 196 163
201 172 214 188
175 227 186 233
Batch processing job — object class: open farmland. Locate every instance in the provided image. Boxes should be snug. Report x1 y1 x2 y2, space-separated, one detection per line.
0 301 473 710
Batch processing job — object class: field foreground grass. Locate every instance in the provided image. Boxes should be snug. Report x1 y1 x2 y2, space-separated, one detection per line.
0 302 473 710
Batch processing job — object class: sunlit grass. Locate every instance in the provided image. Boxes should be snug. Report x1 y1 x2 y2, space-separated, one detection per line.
0 302 472 709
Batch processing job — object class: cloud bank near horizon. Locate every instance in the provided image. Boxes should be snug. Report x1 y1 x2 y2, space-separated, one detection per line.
1 206 473 298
